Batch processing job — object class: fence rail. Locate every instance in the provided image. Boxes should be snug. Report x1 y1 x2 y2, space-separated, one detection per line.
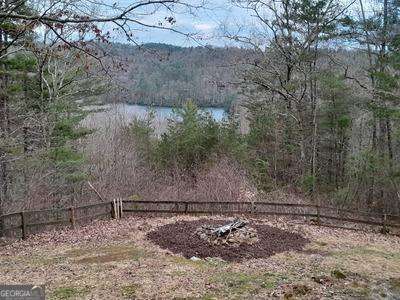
1 200 399 240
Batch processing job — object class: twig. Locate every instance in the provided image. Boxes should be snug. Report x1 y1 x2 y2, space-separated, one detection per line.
87 181 105 202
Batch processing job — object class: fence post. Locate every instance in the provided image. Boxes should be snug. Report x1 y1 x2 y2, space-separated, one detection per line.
0 215 4 238
316 200 321 226
251 202 256 214
382 213 388 234
184 202 188 214
21 212 27 240
112 199 122 220
69 207 76 229
111 201 115 219
119 199 123 219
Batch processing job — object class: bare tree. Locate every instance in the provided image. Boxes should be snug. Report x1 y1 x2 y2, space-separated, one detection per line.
224 0 352 191
0 0 207 234
1 0 207 59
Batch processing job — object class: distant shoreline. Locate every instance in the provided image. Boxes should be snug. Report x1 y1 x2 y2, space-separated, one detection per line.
125 102 228 111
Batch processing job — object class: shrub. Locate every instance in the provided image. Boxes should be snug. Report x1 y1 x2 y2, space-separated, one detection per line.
129 110 155 162
126 101 263 202
300 175 316 195
132 101 245 173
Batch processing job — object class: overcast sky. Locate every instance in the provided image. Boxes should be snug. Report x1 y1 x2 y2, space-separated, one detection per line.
103 0 254 47
100 0 371 47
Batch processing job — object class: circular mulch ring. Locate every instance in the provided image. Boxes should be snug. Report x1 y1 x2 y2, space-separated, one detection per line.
147 219 309 262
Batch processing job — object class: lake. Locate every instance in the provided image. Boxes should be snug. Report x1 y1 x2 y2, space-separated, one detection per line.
121 104 226 122
84 103 227 135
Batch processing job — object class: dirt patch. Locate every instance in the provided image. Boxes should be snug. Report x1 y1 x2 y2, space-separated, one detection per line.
67 244 146 264
147 219 309 262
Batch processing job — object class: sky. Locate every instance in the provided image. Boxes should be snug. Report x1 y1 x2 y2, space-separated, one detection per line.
98 0 373 48
103 0 254 47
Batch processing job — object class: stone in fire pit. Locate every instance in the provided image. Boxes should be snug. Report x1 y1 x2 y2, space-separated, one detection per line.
195 218 259 246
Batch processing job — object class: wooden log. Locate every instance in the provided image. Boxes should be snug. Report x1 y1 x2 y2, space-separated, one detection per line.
212 219 247 237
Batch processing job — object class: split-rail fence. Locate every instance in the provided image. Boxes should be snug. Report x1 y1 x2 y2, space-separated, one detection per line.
1 199 399 239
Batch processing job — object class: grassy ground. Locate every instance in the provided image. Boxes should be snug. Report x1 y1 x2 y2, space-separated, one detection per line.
0 215 399 299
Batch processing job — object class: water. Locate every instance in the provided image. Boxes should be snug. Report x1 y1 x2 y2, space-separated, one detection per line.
122 104 226 122
83 103 227 135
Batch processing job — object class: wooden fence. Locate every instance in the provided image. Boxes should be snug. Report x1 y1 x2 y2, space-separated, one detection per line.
1 199 400 239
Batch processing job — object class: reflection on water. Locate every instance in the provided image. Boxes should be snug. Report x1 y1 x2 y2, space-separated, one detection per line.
83 103 227 135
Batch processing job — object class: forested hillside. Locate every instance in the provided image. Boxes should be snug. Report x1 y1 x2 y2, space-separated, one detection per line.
107 43 241 109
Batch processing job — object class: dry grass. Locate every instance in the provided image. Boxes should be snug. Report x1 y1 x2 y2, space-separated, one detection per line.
1 215 399 299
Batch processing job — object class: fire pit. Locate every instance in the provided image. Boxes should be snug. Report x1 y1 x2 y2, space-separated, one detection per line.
147 218 309 262
195 219 258 246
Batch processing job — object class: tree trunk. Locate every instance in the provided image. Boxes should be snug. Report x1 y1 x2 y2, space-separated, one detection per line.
0 77 8 237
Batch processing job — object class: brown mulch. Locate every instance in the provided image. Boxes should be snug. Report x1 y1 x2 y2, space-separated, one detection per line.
147 219 309 262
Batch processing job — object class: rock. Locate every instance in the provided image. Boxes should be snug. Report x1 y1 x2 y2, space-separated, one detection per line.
196 221 259 247
190 256 201 261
